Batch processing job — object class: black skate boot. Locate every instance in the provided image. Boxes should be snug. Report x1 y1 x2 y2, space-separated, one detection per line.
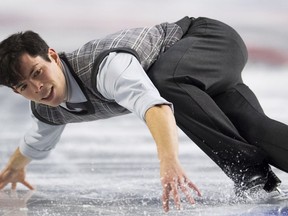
234 166 281 200
263 169 281 192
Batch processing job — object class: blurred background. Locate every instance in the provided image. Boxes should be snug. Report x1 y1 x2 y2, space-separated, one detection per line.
1 0 288 64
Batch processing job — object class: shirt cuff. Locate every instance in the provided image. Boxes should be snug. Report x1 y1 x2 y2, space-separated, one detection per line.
19 138 51 160
136 90 174 121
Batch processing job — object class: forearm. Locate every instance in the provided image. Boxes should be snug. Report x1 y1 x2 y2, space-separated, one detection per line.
5 147 31 171
146 104 201 212
145 105 179 162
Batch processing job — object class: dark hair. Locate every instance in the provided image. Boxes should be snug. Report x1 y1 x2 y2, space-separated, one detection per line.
0 31 51 88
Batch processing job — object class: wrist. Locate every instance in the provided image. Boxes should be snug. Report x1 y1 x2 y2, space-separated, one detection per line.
7 148 31 171
159 153 179 165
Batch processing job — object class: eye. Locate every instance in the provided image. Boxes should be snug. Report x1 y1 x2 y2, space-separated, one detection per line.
20 84 27 92
33 69 42 78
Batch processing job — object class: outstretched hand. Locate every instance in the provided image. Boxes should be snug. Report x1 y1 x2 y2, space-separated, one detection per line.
160 159 201 212
145 105 201 211
0 147 33 191
0 167 34 190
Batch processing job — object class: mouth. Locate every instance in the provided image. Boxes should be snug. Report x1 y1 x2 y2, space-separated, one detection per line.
41 87 54 102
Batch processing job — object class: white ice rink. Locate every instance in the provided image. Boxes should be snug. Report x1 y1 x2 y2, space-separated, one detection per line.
1 1 288 215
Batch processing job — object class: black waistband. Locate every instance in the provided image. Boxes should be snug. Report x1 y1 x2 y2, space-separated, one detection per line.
175 16 194 36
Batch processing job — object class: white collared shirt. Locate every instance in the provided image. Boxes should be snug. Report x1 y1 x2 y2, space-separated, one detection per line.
19 52 172 159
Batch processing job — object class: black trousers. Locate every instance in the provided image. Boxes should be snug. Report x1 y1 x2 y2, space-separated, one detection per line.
148 17 288 184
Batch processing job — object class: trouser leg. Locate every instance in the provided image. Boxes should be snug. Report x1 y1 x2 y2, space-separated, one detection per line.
213 83 288 173
148 17 271 185
149 74 268 184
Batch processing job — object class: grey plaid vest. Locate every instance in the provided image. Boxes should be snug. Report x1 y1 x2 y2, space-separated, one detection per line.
31 17 192 125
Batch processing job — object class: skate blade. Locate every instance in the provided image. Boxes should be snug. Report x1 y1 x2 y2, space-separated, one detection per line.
269 188 288 202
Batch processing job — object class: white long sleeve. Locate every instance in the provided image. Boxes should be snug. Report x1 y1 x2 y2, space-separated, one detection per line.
19 115 65 160
97 52 172 121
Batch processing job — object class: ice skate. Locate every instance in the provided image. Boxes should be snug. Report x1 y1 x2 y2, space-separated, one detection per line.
235 168 283 202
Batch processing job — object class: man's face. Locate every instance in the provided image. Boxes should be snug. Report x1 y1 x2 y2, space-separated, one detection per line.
13 49 67 107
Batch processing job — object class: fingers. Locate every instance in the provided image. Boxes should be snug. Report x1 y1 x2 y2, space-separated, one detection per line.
22 180 34 190
162 177 201 212
162 180 186 212
186 178 202 197
0 182 8 190
11 182 17 190
0 167 33 191
162 183 170 212
162 182 181 212
171 183 181 210
0 181 34 191
179 181 195 205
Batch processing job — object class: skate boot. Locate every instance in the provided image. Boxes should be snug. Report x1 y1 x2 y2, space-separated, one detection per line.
234 166 281 200
263 169 281 192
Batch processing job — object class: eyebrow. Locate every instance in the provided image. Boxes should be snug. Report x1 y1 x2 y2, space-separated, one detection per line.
14 63 39 89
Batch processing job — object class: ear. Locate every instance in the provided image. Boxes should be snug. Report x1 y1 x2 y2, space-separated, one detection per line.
48 48 60 63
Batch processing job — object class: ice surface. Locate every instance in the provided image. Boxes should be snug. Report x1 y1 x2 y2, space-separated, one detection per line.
1 1 288 215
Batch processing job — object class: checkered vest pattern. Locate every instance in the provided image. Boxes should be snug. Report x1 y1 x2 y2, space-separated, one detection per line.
31 19 187 125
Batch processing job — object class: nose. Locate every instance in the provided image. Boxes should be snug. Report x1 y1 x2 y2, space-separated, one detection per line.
30 80 43 93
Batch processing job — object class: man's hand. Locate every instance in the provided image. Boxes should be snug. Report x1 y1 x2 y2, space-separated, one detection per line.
145 105 201 212
160 158 201 212
0 147 33 190
0 167 34 190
